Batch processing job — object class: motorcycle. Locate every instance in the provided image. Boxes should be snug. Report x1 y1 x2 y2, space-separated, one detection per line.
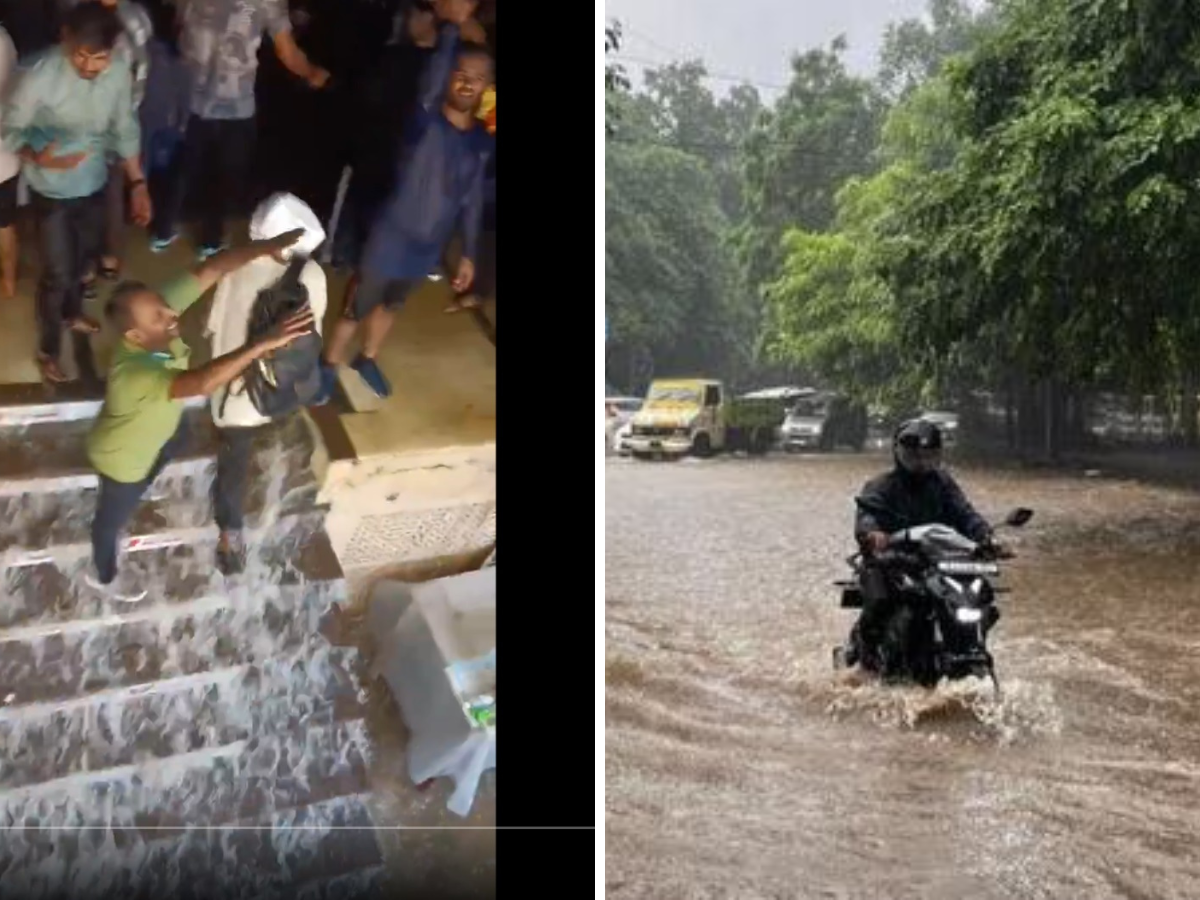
832 507 1034 693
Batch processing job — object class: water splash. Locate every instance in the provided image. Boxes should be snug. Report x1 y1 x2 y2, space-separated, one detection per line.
820 674 1062 744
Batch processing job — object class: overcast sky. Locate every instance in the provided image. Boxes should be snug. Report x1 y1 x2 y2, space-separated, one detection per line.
606 0 933 96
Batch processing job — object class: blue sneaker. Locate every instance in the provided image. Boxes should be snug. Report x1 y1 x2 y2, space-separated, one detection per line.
149 233 178 253
350 355 392 399
311 362 337 406
197 242 227 262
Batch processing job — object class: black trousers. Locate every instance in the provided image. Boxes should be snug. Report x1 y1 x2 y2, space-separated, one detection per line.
214 425 259 532
155 115 257 248
31 188 105 359
90 418 188 584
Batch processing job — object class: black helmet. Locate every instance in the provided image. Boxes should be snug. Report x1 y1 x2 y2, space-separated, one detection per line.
893 418 943 476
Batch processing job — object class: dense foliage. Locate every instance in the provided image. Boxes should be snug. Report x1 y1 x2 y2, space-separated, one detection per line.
605 0 1200 451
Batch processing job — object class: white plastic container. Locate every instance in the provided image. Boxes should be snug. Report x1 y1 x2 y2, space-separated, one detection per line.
368 567 496 816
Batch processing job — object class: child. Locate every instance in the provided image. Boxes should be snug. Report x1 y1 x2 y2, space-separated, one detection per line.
205 192 326 574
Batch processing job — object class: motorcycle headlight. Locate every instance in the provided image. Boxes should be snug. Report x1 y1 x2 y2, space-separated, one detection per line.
955 607 983 624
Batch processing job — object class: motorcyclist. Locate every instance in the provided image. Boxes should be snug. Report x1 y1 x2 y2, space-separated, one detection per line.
844 417 997 674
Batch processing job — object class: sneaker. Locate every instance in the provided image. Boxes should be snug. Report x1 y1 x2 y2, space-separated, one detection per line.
216 531 246 577
149 233 178 253
197 242 227 262
311 362 337 407
350 354 392 399
83 565 147 603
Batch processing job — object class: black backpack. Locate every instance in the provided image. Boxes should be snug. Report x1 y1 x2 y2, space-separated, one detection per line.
220 255 323 420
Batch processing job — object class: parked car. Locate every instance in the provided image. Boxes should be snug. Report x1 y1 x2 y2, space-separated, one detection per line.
780 392 868 452
605 397 643 455
611 420 634 455
606 397 643 422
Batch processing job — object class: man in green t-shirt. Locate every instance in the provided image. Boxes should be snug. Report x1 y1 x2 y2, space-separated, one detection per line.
85 229 311 600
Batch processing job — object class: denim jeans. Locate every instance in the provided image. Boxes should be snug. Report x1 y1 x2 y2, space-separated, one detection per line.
90 418 188 584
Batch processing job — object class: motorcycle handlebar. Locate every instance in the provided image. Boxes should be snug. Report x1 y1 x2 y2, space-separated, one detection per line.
862 544 1015 569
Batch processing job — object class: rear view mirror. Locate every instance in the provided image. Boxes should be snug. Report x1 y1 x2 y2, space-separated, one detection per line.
1004 507 1034 528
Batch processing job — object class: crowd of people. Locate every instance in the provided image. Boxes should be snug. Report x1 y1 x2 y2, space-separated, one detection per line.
0 0 495 599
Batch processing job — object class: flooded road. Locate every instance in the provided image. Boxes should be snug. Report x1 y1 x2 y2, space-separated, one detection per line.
605 453 1200 899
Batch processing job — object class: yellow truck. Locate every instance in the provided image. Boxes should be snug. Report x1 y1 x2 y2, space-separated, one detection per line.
625 378 784 459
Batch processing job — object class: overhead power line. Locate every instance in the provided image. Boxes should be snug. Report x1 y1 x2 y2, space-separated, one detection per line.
612 53 790 93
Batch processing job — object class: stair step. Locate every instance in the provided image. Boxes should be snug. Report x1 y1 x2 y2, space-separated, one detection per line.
0 577 348 706
0 644 365 791
0 406 214 495
252 865 388 900
0 794 383 900
0 519 341 632
0 406 316 499
0 382 207 428
0 715 370 833
0 471 321 562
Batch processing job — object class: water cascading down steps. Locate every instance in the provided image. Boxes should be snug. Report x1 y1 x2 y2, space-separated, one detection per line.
0 384 384 899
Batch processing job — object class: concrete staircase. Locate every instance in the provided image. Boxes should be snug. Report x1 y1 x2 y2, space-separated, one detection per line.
0 385 385 898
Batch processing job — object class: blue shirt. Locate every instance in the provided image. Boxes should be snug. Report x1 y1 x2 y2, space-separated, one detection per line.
1 48 140 199
361 25 492 281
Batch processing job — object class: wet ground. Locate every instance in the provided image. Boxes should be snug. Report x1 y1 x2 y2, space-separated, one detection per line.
605 452 1200 899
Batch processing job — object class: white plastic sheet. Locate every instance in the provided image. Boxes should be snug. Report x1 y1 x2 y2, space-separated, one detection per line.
368 568 496 816
248 191 326 258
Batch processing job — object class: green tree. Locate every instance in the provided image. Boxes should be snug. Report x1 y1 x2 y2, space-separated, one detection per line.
640 62 762 218
886 0 1200 453
605 133 738 392
605 21 628 134
877 0 996 100
734 38 885 310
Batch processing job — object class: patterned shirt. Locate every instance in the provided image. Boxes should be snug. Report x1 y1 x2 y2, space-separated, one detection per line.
178 0 291 120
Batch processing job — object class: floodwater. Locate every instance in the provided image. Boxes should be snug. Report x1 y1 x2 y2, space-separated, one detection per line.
605 452 1200 899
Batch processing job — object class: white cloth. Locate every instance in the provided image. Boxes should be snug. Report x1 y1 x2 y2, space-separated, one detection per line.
0 28 22 185
249 191 327 258
206 256 327 429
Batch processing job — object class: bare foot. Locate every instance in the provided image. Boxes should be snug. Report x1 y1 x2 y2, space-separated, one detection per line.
36 354 68 384
99 257 120 279
67 315 100 335
444 294 481 313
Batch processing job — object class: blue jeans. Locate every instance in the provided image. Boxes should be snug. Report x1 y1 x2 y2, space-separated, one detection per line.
90 418 188 584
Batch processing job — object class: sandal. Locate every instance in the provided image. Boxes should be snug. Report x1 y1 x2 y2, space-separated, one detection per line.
81 279 98 302
98 260 120 281
67 315 100 335
36 354 68 384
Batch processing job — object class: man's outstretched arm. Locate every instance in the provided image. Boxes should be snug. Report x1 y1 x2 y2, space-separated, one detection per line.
189 230 305 296
170 308 314 399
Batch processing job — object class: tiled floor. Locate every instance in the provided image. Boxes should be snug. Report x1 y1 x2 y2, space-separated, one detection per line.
0 218 497 460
